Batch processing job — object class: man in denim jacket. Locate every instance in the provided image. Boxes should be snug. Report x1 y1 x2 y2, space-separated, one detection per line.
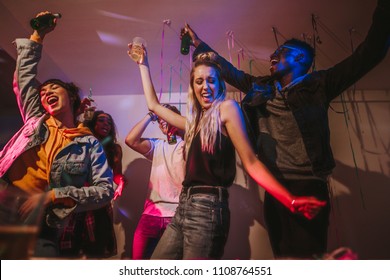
183 0 389 259
0 12 114 257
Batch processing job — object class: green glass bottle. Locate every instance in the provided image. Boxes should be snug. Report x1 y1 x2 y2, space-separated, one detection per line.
180 32 191 55
167 132 177 144
30 13 61 30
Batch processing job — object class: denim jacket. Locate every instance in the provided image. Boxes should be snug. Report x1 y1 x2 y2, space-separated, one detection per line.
0 39 114 223
193 2 389 177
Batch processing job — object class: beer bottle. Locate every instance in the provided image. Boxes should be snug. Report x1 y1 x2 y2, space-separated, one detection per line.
30 13 62 30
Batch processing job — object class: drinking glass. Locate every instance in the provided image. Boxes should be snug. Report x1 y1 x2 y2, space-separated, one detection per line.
0 179 45 259
130 37 147 63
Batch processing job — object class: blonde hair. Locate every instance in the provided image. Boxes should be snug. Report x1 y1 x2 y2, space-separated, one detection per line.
184 52 227 158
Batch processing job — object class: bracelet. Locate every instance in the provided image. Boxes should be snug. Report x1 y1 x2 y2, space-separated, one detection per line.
147 112 157 122
290 199 296 212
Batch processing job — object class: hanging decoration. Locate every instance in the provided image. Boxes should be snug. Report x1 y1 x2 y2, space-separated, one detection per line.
271 27 288 48
168 65 173 102
179 59 183 112
159 19 171 101
316 18 350 53
301 32 313 45
342 27 366 209
316 18 367 210
226 30 234 63
249 59 254 75
272 27 280 48
311 14 322 72
189 36 194 66
237 48 244 102
348 28 356 53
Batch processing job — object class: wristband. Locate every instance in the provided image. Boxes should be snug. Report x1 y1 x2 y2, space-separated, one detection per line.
148 112 157 122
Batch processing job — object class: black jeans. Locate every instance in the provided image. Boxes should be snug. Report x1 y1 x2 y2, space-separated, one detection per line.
264 179 330 259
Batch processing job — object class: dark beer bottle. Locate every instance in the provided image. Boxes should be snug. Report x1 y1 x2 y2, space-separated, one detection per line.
167 130 177 144
30 13 62 30
180 30 191 55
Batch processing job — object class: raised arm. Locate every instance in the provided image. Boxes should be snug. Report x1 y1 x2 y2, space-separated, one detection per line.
14 11 58 123
220 99 326 219
184 23 257 94
127 43 186 131
324 0 390 101
125 113 155 156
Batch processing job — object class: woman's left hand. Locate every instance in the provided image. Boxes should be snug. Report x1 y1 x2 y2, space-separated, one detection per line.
113 175 127 200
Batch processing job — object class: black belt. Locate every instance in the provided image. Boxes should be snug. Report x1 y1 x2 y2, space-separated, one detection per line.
185 186 229 200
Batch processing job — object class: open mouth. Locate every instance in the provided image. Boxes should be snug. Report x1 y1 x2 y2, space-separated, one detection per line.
269 58 279 72
270 58 279 66
161 123 168 130
202 93 212 101
47 96 58 105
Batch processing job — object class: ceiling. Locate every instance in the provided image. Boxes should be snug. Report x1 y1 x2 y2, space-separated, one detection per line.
0 0 389 100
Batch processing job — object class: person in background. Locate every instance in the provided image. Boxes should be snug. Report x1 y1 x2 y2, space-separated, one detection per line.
128 43 326 259
0 11 114 257
84 110 127 200
125 105 185 259
58 110 126 258
183 0 390 258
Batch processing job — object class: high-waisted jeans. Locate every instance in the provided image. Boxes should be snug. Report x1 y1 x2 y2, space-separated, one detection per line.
151 186 230 259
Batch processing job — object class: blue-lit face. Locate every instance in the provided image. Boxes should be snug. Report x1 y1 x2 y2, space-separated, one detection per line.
269 45 303 77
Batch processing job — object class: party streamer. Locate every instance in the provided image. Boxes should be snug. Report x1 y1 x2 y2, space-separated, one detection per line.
159 19 171 101
226 30 234 63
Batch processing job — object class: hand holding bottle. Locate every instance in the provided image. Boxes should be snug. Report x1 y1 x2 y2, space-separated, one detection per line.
30 12 61 30
29 11 61 43
180 23 202 49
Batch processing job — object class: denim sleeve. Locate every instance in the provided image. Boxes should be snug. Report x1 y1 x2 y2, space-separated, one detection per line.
324 1 390 101
193 41 257 93
52 138 114 215
13 38 45 123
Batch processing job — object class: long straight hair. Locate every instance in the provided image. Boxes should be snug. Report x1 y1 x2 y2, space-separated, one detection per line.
184 53 227 159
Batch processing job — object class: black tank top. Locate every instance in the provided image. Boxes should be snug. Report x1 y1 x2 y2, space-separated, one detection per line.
182 132 236 188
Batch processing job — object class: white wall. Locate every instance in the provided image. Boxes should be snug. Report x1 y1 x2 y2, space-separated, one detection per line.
327 89 390 260
92 88 390 260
